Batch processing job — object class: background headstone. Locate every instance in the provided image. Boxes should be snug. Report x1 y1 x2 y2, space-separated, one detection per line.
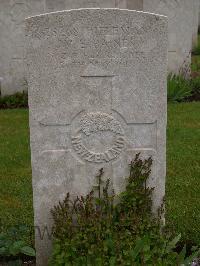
193 0 200 47
0 0 45 95
46 0 115 11
45 0 143 12
26 9 167 265
199 0 200 28
116 0 143 9
143 0 194 75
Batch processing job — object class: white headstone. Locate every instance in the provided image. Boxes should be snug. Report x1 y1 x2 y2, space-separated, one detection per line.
199 0 200 28
193 0 200 47
26 9 167 265
0 0 45 95
143 0 193 75
45 0 143 11
45 0 115 11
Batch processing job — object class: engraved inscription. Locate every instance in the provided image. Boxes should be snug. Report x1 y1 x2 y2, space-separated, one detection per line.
71 112 125 163
58 23 157 67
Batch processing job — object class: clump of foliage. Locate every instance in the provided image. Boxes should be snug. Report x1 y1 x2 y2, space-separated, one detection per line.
192 39 200 56
0 91 28 109
167 73 200 102
167 50 200 103
0 225 35 265
191 52 200 73
192 34 200 56
50 154 199 265
189 77 200 101
167 73 192 103
192 46 200 56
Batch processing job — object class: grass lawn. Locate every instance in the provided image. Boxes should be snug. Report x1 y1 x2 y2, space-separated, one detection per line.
0 103 200 244
166 102 200 244
0 110 33 231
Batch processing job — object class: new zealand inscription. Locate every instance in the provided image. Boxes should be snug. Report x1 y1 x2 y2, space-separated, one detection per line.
71 112 125 163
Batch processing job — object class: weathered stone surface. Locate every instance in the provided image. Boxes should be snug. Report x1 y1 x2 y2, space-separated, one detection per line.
143 0 193 75
193 0 200 47
26 9 167 265
199 0 200 27
45 0 143 11
46 0 115 11
0 0 45 95
126 0 143 10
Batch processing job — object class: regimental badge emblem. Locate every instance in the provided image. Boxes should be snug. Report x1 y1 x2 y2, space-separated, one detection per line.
71 112 125 163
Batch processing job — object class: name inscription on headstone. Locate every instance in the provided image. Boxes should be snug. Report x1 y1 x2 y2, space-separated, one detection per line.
69 24 156 66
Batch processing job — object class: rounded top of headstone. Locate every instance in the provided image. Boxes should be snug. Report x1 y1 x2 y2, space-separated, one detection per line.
25 8 167 22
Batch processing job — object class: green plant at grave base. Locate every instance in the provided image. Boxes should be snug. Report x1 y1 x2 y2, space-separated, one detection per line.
192 45 200 56
0 91 28 109
167 73 192 102
0 225 35 264
189 76 200 101
191 54 200 72
192 35 200 56
49 154 200 266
